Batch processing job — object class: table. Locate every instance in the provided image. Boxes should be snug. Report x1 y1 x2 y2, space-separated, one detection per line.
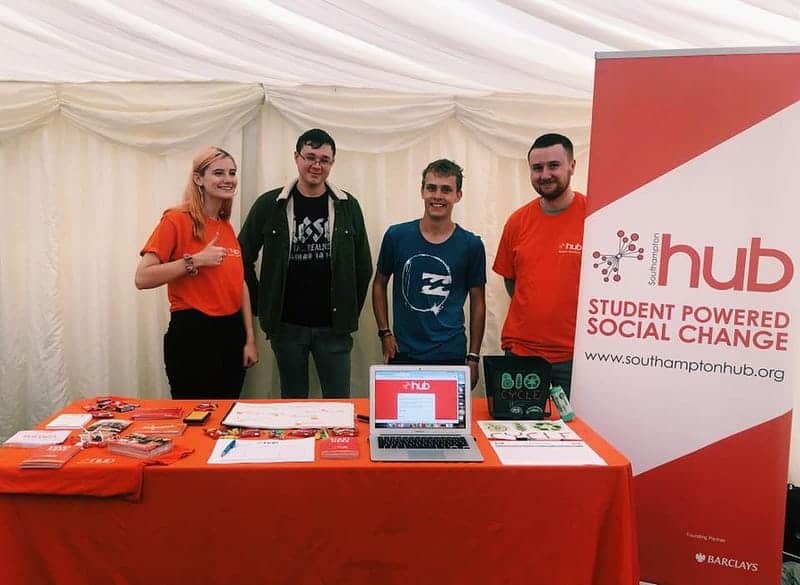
0 398 638 585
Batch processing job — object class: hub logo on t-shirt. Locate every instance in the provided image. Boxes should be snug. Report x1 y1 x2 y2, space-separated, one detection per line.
401 254 452 315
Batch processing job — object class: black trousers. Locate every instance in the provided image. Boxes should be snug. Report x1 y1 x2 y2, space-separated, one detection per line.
164 309 246 400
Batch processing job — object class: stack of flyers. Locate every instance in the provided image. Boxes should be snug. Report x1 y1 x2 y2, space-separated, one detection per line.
131 407 184 420
45 413 93 430
107 434 173 459
19 445 82 469
85 419 133 438
3 430 72 448
135 422 187 438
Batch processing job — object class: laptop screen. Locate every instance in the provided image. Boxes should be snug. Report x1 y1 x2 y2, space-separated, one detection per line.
372 367 468 429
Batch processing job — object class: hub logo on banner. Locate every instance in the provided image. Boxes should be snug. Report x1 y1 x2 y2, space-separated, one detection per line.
658 235 793 291
572 50 800 585
585 233 793 351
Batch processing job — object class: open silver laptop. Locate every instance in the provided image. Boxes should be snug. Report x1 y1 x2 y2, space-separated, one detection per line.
369 364 483 462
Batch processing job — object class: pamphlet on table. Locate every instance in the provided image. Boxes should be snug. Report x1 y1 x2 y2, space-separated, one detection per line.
207 437 315 464
19 445 82 469
489 441 607 466
478 420 580 441
131 407 184 420
45 413 92 430
478 419 605 465
107 434 173 459
320 436 359 459
134 422 187 437
3 430 72 448
86 419 133 435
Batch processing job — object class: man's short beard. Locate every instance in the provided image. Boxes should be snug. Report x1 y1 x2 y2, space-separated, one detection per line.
535 183 567 200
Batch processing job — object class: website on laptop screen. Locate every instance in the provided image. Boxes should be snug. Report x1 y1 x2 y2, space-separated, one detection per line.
373 369 467 429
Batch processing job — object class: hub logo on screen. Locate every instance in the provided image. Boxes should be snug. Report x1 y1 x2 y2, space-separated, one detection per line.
402 380 431 391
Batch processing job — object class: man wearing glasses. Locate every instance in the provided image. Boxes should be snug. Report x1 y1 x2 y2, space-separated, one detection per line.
239 128 372 398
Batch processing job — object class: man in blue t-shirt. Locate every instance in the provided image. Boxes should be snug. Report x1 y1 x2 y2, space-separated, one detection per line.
372 159 486 388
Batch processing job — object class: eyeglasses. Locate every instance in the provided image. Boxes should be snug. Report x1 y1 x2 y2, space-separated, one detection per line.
297 152 334 168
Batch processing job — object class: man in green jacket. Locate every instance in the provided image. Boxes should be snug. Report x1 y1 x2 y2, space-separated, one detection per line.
239 129 372 398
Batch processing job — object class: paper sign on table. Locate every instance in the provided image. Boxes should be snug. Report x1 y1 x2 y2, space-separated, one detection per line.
207 437 315 464
3 430 72 448
222 402 354 429
490 440 607 466
45 413 92 430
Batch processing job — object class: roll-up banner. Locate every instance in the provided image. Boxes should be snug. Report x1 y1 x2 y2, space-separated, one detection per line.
573 48 800 585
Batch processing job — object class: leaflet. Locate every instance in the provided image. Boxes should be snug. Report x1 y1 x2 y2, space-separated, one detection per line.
45 413 92 430
3 430 72 448
490 440 607 466
207 437 315 464
478 419 580 441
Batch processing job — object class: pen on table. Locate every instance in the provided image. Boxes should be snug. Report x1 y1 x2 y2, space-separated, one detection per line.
220 439 237 458
356 414 370 424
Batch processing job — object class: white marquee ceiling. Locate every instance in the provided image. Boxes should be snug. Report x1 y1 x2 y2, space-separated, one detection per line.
1 0 797 96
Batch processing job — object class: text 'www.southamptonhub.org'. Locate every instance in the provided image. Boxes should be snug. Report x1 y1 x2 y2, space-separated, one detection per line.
583 351 785 383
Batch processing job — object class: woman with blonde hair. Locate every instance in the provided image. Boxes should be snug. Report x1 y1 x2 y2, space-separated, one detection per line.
136 146 258 399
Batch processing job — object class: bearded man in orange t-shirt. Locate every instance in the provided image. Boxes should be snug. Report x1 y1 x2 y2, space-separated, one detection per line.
493 133 585 398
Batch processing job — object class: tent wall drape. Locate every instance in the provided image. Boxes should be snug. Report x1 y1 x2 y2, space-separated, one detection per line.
1 81 797 482
0 81 587 417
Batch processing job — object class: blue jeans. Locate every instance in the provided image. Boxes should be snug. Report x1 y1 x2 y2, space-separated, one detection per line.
269 322 353 399
504 350 573 399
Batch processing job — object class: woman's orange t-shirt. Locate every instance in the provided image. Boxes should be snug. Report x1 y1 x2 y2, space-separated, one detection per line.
140 210 243 316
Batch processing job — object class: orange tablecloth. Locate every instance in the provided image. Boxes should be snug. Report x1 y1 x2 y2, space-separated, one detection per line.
0 398 638 585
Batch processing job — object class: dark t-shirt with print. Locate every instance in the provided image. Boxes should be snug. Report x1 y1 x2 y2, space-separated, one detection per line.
282 187 332 326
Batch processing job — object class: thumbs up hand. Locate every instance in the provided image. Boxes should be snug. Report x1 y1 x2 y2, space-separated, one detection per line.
192 232 227 267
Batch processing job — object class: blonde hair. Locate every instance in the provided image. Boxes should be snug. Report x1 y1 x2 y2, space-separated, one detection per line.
172 146 236 240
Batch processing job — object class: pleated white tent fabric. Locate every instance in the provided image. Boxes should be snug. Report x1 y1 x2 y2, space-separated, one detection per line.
0 1 797 477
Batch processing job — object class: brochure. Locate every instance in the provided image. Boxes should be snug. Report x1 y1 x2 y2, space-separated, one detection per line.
131 407 184 420
86 419 133 436
107 434 173 459
490 441 607 466
478 420 580 441
3 430 72 448
135 422 187 437
320 436 359 459
207 437 315 464
19 444 82 469
45 413 93 430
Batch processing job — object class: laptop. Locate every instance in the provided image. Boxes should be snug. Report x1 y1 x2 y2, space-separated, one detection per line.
369 364 483 462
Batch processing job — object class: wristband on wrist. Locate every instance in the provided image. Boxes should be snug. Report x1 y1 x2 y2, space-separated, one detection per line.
183 254 199 277
465 352 480 363
378 328 393 339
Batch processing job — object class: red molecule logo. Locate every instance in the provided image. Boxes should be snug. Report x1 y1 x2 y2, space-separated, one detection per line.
592 230 644 283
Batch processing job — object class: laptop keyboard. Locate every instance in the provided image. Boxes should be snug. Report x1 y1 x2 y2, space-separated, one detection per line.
378 436 469 449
